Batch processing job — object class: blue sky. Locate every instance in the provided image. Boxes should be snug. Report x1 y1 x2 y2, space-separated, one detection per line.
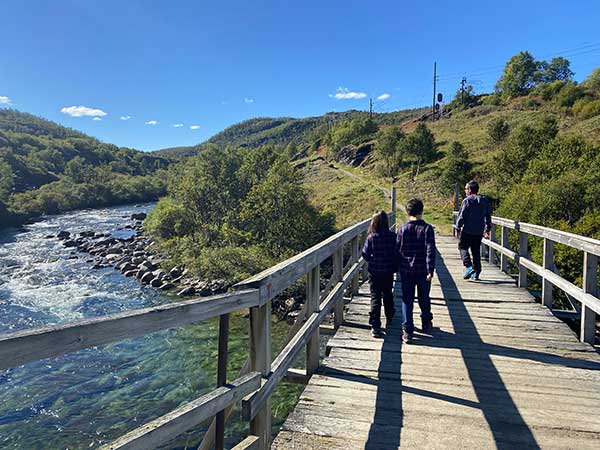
1 0 599 151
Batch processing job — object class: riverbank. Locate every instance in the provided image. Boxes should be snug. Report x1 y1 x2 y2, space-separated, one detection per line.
0 203 303 449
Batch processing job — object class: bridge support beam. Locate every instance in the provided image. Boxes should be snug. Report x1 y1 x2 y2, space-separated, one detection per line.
581 252 597 344
249 302 272 450
306 265 320 375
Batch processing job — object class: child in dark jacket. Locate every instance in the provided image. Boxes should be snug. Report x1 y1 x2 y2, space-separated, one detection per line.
397 199 436 344
361 210 397 338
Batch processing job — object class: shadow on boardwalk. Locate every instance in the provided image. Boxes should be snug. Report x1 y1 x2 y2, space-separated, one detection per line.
354 252 552 449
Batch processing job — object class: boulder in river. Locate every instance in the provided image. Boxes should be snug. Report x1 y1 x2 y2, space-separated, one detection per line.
140 271 154 284
57 230 70 240
131 212 147 221
150 277 163 288
138 261 156 272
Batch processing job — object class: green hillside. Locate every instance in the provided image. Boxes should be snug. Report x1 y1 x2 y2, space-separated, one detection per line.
0 109 169 227
153 107 428 159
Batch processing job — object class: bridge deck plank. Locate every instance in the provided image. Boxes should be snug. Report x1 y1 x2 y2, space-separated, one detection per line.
271 235 600 450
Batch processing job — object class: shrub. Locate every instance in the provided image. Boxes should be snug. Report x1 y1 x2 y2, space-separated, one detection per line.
487 117 511 145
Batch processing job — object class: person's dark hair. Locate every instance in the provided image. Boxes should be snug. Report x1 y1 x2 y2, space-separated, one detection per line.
466 180 479 194
368 210 389 234
406 198 424 217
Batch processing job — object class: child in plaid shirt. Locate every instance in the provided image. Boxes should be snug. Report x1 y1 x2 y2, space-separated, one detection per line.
361 210 397 338
396 199 436 344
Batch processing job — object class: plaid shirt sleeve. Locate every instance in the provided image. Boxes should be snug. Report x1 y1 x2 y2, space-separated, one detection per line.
426 225 436 276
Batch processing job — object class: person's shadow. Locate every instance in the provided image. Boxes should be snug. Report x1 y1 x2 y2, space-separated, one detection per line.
336 251 600 449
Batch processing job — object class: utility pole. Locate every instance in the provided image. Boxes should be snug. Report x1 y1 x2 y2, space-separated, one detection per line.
460 77 467 105
369 98 373 118
432 62 437 121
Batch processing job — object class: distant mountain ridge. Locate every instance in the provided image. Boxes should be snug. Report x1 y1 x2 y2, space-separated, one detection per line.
152 107 428 157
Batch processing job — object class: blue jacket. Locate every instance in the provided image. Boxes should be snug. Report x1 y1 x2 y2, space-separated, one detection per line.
456 194 492 236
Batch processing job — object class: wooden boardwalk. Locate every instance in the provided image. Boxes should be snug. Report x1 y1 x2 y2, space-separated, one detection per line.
272 235 600 450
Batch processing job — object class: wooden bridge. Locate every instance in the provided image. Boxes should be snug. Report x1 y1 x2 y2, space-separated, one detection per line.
1 190 599 449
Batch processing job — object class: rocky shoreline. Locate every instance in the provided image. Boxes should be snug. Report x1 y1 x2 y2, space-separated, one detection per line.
48 212 307 320
50 212 228 298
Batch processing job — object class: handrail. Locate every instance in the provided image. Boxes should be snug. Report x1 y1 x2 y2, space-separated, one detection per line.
452 211 599 345
0 289 260 371
1 186 399 450
234 217 371 304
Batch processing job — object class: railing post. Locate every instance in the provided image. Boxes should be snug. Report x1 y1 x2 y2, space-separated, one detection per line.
542 238 554 308
333 247 344 329
390 186 397 229
351 236 360 295
488 224 496 265
581 252 597 344
306 265 320 375
249 302 272 449
215 313 229 450
518 231 528 288
500 226 509 272
453 182 460 237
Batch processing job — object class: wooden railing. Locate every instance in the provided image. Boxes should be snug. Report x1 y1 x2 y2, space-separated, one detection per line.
453 212 600 344
0 188 397 450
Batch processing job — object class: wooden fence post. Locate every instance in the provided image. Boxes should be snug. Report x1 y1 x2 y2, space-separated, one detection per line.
306 265 320 375
518 231 529 288
542 238 554 308
453 183 460 237
581 252 597 344
351 236 360 295
488 224 496 265
333 247 344 329
390 186 397 229
249 302 272 450
500 226 509 273
215 313 229 450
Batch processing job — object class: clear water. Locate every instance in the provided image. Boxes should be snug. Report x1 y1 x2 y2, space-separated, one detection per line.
0 204 300 449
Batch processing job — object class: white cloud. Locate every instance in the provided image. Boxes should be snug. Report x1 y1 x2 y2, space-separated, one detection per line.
172 123 184 128
331 87 367 100
190 125 200 130
145 120 158 126
120 115 132 120
244 97 254 103
61 105 107 117
377 93 391 101
0 96 11 104
92 117 102 121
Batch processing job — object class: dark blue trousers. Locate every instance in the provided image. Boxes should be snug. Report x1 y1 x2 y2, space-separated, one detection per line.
401 276 433 334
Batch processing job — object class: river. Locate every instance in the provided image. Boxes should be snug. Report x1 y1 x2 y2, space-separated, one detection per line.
0 204 300 449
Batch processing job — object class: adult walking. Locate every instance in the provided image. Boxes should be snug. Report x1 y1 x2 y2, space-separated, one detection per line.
455 180 492 281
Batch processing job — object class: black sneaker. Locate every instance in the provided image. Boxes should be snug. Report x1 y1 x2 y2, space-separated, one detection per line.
421 319 433 332
402 329 413 344
371 328 384 338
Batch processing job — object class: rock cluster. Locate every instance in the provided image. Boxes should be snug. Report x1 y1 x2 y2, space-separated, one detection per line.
53 212 228 297
335 142 374 167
